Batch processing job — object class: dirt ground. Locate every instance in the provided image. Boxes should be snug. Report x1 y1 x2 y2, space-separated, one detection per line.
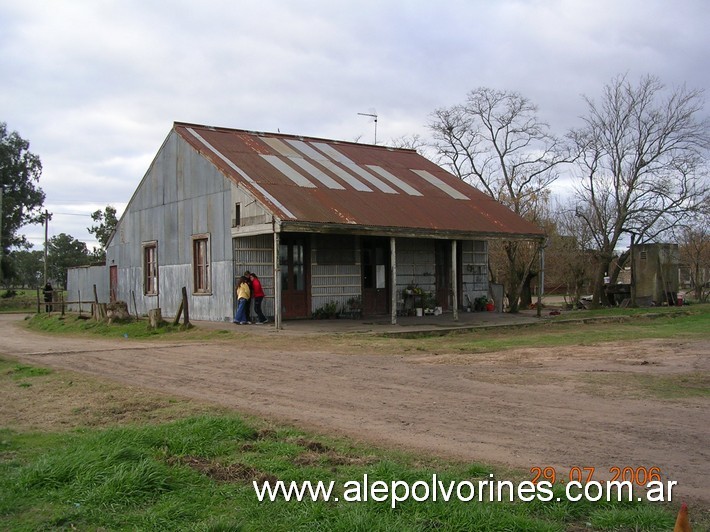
1 314 708 510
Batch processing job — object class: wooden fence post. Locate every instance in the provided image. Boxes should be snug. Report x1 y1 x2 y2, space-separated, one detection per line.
172 299 184 326
181 286 191 329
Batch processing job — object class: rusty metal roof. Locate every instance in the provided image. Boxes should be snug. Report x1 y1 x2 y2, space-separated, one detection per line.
175 122 545 239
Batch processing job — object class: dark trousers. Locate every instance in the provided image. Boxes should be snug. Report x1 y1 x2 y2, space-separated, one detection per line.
253 297 267 322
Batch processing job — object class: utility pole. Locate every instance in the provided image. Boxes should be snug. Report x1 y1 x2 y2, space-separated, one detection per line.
43 210 50 285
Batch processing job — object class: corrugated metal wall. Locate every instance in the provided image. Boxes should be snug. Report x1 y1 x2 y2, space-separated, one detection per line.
233 234 275 318
105 130 236 321
461 240 489 306
310 234 360 314
66 265 109 313
396 238 436 296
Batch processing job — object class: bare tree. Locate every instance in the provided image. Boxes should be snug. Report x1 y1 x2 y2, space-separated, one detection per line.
569 74 710 306
429 87 569 312
677 207 710 302
546 201 596 305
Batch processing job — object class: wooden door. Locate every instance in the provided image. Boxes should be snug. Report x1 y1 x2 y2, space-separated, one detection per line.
435 241 451 310
361 238 389 316
279 236 309 318
109 265 118 303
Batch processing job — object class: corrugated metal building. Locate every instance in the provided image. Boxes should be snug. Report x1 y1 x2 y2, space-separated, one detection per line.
94 122 544 325
632 243 679 305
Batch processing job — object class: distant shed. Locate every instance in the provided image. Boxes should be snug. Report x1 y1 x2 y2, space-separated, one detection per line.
633 243 679 305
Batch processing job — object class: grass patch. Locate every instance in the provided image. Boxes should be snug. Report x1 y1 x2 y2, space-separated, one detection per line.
373 305 710 355
0 358 694 531
21 304 710 359
584 371 710 400
0 288 47 313
25 312 231 341
6 363 53 378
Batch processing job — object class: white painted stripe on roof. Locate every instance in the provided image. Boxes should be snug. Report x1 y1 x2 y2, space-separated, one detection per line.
261 137 301 157
185 127 295 219
285 140 372 192
313 142 397 194
260 154 316 188
289 157 345 190
367 165 423 196
284 139 328 161
411 169 469 200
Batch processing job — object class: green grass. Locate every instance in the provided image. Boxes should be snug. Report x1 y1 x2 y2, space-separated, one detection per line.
361 305 710 359
584 371 710 400
0 414 682 531
0 288 49 313
22 304 710 359
26 312 231 340
0 356 692 531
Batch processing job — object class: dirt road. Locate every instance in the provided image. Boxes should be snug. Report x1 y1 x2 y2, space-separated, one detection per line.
2 314 708 506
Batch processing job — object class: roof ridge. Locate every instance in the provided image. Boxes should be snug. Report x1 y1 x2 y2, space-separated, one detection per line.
172 121 416 153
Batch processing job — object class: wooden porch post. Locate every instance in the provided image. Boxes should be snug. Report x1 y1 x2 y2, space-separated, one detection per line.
451 240 459 321
390 236 397 325
537 239 545 318
273 231 282 330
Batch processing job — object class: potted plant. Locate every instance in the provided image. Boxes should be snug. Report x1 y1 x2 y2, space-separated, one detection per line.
474 295 488 311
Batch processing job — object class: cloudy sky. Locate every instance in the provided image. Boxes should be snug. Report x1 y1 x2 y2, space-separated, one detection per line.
1 0 708 250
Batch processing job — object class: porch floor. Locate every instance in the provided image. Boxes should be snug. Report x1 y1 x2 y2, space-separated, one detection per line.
194 309 543 336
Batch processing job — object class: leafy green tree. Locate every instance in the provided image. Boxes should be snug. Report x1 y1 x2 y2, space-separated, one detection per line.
88 205 118 260
47 233 91 288
0 123 45 279
3 248 43 288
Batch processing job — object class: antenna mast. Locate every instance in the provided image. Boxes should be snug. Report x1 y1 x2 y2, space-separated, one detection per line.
357 112 378 144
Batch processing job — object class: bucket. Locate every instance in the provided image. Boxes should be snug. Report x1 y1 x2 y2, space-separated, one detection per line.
415 307 423 317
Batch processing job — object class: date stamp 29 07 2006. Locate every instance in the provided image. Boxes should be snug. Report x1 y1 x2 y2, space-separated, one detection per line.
530 466 677 502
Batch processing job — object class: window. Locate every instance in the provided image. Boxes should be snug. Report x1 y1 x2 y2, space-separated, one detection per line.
233 203 241 227
193 235 210 294
143 242 158 295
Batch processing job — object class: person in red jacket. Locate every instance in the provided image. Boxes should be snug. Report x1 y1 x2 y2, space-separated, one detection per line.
248 272 268 324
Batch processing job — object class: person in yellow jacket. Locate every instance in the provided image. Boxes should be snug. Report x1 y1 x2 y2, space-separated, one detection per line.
233 276 251 324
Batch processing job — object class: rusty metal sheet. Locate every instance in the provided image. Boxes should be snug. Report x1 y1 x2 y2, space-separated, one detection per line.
176 122 545 238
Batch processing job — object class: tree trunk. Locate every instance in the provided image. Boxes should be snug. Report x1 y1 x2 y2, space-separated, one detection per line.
590 258 612 308
519 271 537 308
608 250 630 285
148 308 163 329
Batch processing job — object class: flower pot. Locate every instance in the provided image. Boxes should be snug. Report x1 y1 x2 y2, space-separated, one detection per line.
486 302 495 312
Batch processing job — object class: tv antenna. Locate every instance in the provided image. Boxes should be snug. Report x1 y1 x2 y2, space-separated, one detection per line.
357 110 378 144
